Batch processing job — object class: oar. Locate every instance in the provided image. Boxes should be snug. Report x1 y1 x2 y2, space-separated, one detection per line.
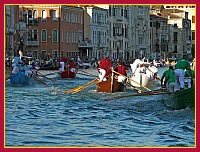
112 70 152 92
126 80 143 93
77 69 98 77
33 75 48 86
63 78 99 94
72 78 98 94
6 76 10 80
37 71 56 82
147 68 161 80
42 71 58 77
77 71 96 77
104 90 169 101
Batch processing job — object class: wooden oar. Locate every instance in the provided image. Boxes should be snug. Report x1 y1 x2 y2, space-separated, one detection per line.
6 76 10 80
77 71 96 77
104 90 169 101
77 69 98 77
37 71 56 82
33 75 48 86
42 71 58 77
112 70 152 92
126 80 143 93
63 78 99 94
147 68 161 80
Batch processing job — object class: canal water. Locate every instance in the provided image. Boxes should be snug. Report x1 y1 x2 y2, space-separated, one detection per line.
5 67 195 147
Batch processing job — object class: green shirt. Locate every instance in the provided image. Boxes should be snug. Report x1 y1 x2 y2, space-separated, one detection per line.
175 59 190 70
163 69 171 78
166 70 176 85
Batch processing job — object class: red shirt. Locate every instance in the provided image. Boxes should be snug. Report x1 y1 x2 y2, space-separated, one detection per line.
114 65 128 76
99 58 112 71
69 62 75 68
61 57 67 63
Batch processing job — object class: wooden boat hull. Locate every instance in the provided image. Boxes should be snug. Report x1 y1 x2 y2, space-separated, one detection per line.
96 77 125 93
162 87 195 110
10 72 30 85
59 69 76 78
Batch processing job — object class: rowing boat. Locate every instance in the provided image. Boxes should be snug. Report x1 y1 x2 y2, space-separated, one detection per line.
96 77 125 93
58 69 76 78
162 87 195 110
130 59 159 88
129 73 150 87
10 72 30 85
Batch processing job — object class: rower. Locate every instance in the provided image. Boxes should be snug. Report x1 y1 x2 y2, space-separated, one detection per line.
174 55 193 89
98 55 112 82
113 60 129 84
161 66 173 89
164 68 180 94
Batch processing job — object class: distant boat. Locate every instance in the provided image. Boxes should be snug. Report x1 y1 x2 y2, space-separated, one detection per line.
10 71 30 85
162 87 195 110
77 61 91 69
96 76 125 93
58 69 76 78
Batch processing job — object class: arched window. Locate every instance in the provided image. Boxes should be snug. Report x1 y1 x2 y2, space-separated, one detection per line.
33 10 38 20
34 30 38 41
42 10 47 21
41 29 47 42
52 29 58 42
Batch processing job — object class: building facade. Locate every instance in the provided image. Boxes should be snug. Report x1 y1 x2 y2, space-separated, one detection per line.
164 5 195 58
18 5 83 59
128 5 150 60
108 5 129 60
5 5 19 57
5 4 194 61
79 6 109 60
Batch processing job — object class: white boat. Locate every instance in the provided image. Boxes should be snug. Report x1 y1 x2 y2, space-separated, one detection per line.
129 59 159 88
129 73 150 87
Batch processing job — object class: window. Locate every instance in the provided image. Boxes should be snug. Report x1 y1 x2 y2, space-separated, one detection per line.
192 16 195 23
34 30 38 41
173 32 178 42
41 30 47 42
22 10 27 23
192 31 195 40
52 30 58 42
66 31 69 42
28 10 33 24
42 10 47 21
33 10 38 20
52 10 57 21
173 45 177 53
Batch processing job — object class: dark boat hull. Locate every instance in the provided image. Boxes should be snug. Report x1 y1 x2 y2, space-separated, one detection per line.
59 69 76 78
96 77 125 93
162 87 195 110
10 72 30 85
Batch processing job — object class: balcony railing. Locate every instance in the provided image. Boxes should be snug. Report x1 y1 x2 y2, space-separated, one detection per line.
78 41 92 48
26 40 39 46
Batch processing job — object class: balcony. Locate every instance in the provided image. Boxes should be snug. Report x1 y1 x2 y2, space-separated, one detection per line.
138 44 147 49
27 18 39 26
26 40 39 46
98 43 108 49
115 16 123 21
78 41 92 48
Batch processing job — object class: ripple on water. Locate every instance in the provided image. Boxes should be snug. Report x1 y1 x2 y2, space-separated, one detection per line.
5 69 195 147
